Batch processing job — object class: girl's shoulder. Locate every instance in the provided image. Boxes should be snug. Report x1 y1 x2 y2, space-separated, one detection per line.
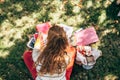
66 46 76 53
65 46 76 58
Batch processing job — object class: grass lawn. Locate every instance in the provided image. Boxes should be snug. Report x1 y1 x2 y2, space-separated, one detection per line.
0 0 120 80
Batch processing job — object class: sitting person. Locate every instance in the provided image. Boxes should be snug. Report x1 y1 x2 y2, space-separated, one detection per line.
23 25 76 80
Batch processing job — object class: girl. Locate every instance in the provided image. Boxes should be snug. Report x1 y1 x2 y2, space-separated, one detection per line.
23 25 76 80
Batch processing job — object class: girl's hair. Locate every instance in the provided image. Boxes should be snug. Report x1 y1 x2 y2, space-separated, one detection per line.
36 25 69 75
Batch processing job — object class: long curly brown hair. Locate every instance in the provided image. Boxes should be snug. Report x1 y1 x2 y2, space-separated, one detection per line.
36 25 69 75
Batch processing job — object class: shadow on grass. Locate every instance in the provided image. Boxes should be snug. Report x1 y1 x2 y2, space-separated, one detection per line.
98 32 120 79
104 0 120 32
0 28 36 80
98 0 120 75
106 0 120 20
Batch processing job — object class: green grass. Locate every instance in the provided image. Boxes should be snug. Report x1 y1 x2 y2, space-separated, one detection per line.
0 0 120 80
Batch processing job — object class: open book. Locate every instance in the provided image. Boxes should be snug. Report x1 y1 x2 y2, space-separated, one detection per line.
58 24 73 39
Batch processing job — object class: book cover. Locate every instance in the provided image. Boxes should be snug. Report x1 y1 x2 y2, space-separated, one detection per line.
36 22 51 34
74 27 99 46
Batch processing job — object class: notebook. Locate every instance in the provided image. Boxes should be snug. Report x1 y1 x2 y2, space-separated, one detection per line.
74 27 99 46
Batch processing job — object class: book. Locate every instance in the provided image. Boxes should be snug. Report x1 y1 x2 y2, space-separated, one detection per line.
34 33 46 50
58 24 74 39
74 27 99 46
36 23 74 39
27 36 36 49
27 33 38 49
36 22 51 34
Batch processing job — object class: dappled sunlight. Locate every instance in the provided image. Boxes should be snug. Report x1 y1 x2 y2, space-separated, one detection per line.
104 0 113 8
100 28 119 40
90 41 101 49
0 50 9 58
73 6 80 13
94 1 101 8
0 11 39 49
51 0 62 7
86 0 93 8
104 74 118 80
66 14 85 27
98 10 107 24
14 3 23 12
15 16 36 28
49 10 65 23
32 12 42 19
11 3 23 12
0 26 22 48
1 19 13 29
0 77 3 80
0 15 37 58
